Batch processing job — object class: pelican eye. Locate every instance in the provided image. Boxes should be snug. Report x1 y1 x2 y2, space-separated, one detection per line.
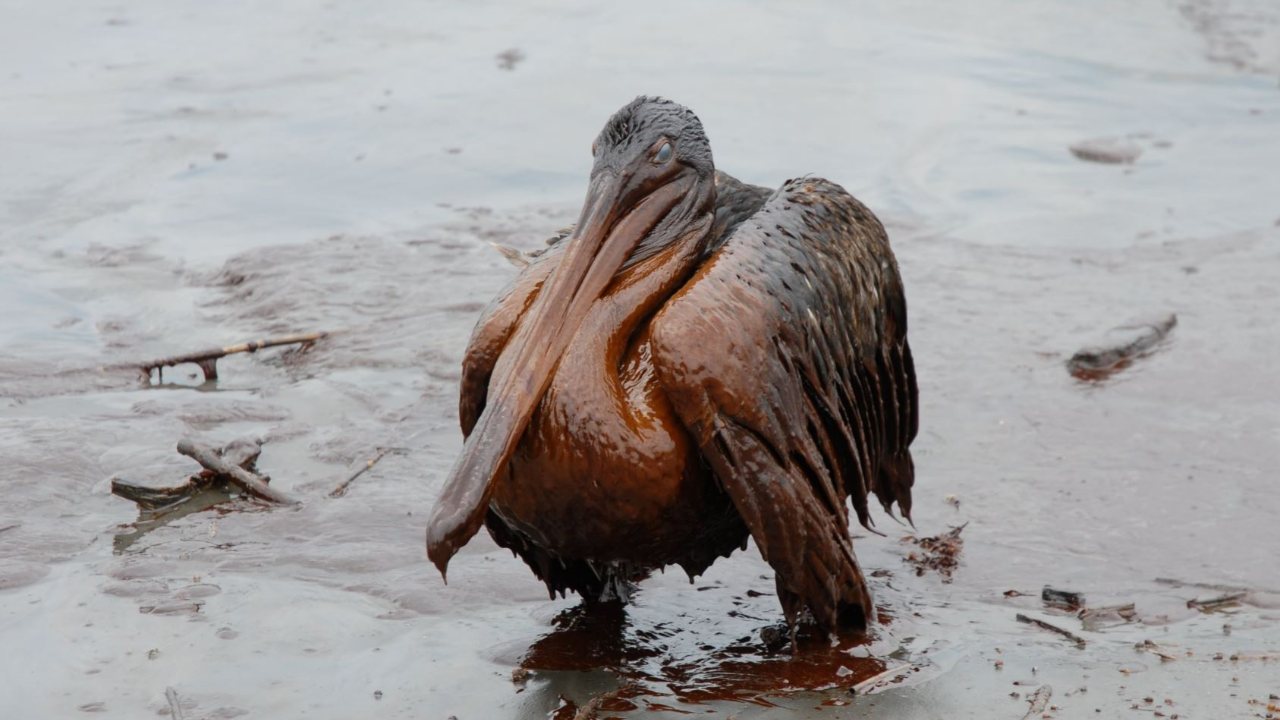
652 141 673 164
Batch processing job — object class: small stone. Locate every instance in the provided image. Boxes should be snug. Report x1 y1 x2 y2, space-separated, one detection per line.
1069 137 1143 165
495 48 525 70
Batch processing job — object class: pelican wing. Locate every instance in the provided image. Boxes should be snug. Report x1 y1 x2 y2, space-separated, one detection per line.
651 177 917 628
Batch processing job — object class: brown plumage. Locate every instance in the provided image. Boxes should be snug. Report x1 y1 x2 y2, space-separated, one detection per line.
427 97 917 631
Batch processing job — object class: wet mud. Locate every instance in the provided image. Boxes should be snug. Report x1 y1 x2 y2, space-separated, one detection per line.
3 0 1280 718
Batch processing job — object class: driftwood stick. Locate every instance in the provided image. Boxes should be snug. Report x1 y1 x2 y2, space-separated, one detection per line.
177 440 299 505
1016 613 1087 647
135 331 328 381
114 439 263 511
1135 639 1179 662
330 447 399 498
165 687 185 720
1020 685 1052 719
1187 592 1247 612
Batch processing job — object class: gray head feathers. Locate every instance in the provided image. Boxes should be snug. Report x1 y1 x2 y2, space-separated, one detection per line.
593 96 714 177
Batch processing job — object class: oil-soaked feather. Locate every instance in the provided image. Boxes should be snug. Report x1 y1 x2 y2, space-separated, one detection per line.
458 243 566 435
427 239 567 576
652 176 917 629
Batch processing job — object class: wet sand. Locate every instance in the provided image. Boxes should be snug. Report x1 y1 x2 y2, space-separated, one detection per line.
2 0 1279 718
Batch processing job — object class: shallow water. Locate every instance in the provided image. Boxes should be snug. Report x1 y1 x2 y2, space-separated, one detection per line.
2 0 1279 717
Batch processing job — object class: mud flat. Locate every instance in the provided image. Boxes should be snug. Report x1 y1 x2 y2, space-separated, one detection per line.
2 0 1279 718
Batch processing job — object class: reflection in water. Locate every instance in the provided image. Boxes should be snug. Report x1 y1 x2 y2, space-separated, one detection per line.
112 484 235 553
518 598 893 712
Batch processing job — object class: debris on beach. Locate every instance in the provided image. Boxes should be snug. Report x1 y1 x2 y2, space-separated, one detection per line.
1042 586 1086 611
136 331 327 383
1017 613 1087 647
1079 603 1137 631
112 438 293 550
1188 592 1247 613
112 437 268 507
1135 639 1180 662
1067 313 1177 381
902 524 966 581
496 48 526 71
1069 137 1143 164
1020 684 1053 719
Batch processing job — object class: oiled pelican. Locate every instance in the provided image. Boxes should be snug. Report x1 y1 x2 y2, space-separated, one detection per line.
427 97 917 630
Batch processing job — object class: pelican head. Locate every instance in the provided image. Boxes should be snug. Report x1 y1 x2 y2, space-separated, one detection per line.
426 97 718 573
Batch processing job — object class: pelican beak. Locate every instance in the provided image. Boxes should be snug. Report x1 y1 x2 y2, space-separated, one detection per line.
426 170 692 577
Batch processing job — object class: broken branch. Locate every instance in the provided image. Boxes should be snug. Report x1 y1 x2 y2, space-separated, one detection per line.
1155 577 1251 592
1020 685 1053 719
1136 639 1179 662
330 447 401 498
165 687 185 720
177 440 298 505
134 331 328 382
114 439 262 511
1016 613 1087 647
1187 592 1246 612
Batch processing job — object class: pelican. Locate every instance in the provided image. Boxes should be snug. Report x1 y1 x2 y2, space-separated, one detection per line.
427 97 917 630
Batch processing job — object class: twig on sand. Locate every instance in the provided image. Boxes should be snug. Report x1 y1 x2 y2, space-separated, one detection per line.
1225 652 1280 662
114 439 262 510
177 440 299 505
330 447 403 498
1136 639 1179 662
112 439 268 551
1187 592 1247 612
133 331 328 382
1020 685 1052 719
1156 577 1280 609
1156 577 1251 593
1016 613 1087 647
164 687 184 720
